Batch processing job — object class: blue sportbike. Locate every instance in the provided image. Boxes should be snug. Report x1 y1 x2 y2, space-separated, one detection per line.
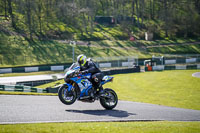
58 63 118 110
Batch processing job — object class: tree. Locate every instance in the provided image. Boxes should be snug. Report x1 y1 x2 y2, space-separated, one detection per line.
7 0 16 29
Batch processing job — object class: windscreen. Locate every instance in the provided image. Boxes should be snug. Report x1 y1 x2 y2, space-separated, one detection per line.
67 63 80 71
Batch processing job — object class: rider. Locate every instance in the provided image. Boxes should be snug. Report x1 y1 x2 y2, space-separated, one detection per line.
77 54 104 95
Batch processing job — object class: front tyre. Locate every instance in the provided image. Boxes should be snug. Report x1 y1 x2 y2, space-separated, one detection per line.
100 88 118 110
58 84 77 105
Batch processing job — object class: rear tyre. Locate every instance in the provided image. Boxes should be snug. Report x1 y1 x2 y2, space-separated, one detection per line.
58 84 77 105
100 88 118 110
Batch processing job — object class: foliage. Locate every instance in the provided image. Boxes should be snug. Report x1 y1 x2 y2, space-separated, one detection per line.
0 0 199 41
1 0 200 67
0 32 200 67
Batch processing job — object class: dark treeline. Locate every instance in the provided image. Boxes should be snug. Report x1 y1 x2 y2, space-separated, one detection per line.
0 0 200 40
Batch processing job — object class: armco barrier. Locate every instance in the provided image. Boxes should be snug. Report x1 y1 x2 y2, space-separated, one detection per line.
103 67 140 75
0 85 47 93
0 64 71 74
164 64 200 71
164 66 176 70
152 65 165 71
0 67 141 93
12 67 25 73
197 64 200 69
165 59 176 65
145 64 200 71
176 58 186 64
25 67 39 72
38 66 51 71
176 65 186 70
187 65 197 69
0 68 12 73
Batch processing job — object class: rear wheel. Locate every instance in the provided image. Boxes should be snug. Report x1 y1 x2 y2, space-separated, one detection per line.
100 88 118 110
58 84 77 105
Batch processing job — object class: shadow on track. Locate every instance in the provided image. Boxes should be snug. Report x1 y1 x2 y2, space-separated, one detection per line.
65 109 136 118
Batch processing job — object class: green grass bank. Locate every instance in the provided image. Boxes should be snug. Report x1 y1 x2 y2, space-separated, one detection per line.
1 31 200 67
0 121 199 133
104 70 200 110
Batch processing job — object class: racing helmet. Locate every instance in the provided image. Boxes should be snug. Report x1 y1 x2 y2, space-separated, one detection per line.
77 54 87 66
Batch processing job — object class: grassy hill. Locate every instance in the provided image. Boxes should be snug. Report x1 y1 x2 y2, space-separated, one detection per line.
1 18 200 67
1 30 200 68
1 0 200 67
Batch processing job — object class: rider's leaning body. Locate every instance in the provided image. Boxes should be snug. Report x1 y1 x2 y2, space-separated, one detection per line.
77 54 104 93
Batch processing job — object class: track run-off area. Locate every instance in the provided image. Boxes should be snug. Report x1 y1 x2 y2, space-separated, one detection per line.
0 95 200 124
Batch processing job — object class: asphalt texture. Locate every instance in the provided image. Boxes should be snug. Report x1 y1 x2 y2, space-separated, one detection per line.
192 72 200 78
0 95 200 124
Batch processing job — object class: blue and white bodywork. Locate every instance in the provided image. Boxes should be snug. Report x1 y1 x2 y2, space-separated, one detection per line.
58 63 117 110
64 63 113 98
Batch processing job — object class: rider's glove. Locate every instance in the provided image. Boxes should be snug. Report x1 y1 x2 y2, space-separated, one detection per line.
81 70 88 74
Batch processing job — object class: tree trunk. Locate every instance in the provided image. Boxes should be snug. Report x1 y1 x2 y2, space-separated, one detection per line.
150 0 152 19
135 0 140 28
140 0 144 26
4 0 7 19
122 0 125 18
106 0 109 16
152 0 155 19
37 1 42 35
26 0 33 40
131 0 135 24
195 0 200 14
7 0 16 29
164 0 168 37
99 0 105 15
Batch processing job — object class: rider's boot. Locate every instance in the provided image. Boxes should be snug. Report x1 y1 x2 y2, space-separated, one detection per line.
97 83 106 96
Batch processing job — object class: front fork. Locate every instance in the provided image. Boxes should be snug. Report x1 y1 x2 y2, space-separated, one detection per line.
64 82 76 96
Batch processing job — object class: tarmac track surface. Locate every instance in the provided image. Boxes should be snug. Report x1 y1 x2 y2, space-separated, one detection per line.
0 95 200 124
192 72 200 78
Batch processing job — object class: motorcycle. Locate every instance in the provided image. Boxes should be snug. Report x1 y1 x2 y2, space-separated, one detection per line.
58 63 118 110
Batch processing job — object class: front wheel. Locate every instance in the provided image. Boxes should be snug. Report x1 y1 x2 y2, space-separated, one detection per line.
100 88 118 110
58 84 77 105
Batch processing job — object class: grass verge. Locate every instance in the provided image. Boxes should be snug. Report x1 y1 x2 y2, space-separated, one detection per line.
0 121 199 133
104 70 200 110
